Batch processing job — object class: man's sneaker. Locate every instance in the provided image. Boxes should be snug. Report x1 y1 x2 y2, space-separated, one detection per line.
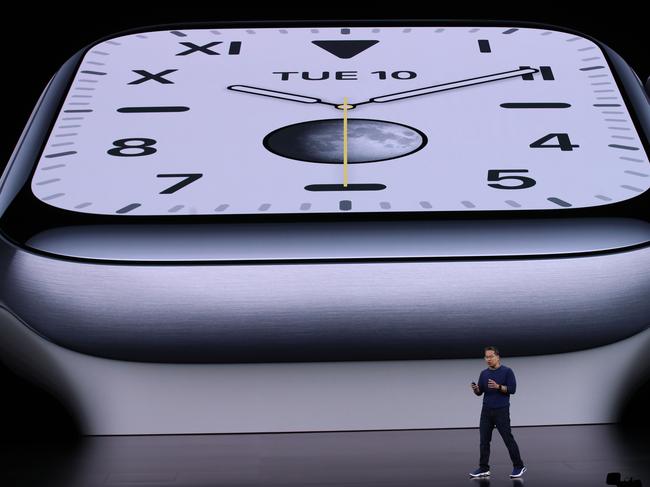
469 468 490 478
510 466 527 478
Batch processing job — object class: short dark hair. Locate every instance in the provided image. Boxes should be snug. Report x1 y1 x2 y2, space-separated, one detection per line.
484 346 500 356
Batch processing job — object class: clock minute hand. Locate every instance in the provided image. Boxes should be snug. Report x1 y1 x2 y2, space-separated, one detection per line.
227 85 339 107
364 67 539 104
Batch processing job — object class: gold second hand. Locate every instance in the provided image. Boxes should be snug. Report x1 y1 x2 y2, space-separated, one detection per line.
343 96 349 188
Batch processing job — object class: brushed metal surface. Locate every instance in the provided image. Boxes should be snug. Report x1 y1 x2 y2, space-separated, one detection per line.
1 237 648 362
2 305 649 434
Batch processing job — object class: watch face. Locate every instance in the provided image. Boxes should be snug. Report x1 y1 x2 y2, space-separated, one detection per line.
30 25 650 216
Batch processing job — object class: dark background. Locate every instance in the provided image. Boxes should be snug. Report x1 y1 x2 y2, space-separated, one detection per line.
1 5 648 439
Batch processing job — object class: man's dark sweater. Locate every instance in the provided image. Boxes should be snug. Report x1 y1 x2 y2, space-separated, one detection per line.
477 365 517 409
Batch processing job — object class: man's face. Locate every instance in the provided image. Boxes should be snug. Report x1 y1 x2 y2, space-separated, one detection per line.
484 351 500 368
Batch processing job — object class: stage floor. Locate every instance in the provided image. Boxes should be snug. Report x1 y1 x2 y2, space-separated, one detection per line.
3 424 649 487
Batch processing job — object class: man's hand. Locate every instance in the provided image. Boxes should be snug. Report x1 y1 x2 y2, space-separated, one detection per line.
488 379 500 389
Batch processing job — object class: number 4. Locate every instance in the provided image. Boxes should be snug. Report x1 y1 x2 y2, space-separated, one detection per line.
530 133 579 151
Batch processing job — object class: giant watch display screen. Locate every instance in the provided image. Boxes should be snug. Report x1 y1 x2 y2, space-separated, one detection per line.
31 26 650 215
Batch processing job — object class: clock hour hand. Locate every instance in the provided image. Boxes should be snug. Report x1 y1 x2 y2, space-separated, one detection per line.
227 85 339 108
359 67 539 105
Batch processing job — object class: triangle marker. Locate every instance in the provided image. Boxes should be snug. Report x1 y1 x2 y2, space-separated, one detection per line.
312 40 379 59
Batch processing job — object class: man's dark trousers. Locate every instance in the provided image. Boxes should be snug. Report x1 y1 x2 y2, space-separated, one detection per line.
479 405 524 470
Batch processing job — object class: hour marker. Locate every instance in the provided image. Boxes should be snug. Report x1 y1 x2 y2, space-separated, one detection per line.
581 57 600 62
129 69 177 85
604 118 626 122
58 125 81 129
578 46 596 51
339 200 352 211
312 40 379 59
55 133 78 137
279 30 288 34
106 40 121 46
503 28 519 34
304 183 386 192
215 204 229 212
624 170 648 177
136 35 148 39
341 28 350 35
170 31 187 37
548 197 572 207
595 195 612 201
80 70 106 76
258 203 271 211
612 135 635 140
461 201 476 208
505 200 521 208
566 37 581 42
609 127 631 131
594 103 621 107
580 66 605 71
588 74 608 78
380 202 391 209
91 50 110 56
86 61 105 66
609 144 639 151
45 151 77 158
300 203 312 211
229 41 242 55
500 103 570 109
311 29 320 34
211 30 222 35
116 203 141 214
51 142 75 146
63 109 92 113
541 31 553 36
469 28 480 33
540 66 555 80
419 201 432 209
434 28 445 33
168 205 184 213
177 41 222 56
519 65 554 81
75 202 92 209
117 106 190 113
403 28 412 33
478 39 491 53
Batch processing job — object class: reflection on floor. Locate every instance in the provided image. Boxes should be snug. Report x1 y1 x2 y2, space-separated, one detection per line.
2 424 648 487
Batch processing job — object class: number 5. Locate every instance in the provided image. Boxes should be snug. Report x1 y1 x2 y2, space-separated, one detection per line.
487 169 536 190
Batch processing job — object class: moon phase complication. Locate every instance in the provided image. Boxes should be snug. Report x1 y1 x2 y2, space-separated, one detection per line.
263 119 428 164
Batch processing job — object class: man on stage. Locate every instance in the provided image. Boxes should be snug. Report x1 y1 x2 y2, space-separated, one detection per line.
469 346 527 479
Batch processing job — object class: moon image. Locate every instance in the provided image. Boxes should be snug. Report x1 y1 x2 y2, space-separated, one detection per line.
263 118 427 163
